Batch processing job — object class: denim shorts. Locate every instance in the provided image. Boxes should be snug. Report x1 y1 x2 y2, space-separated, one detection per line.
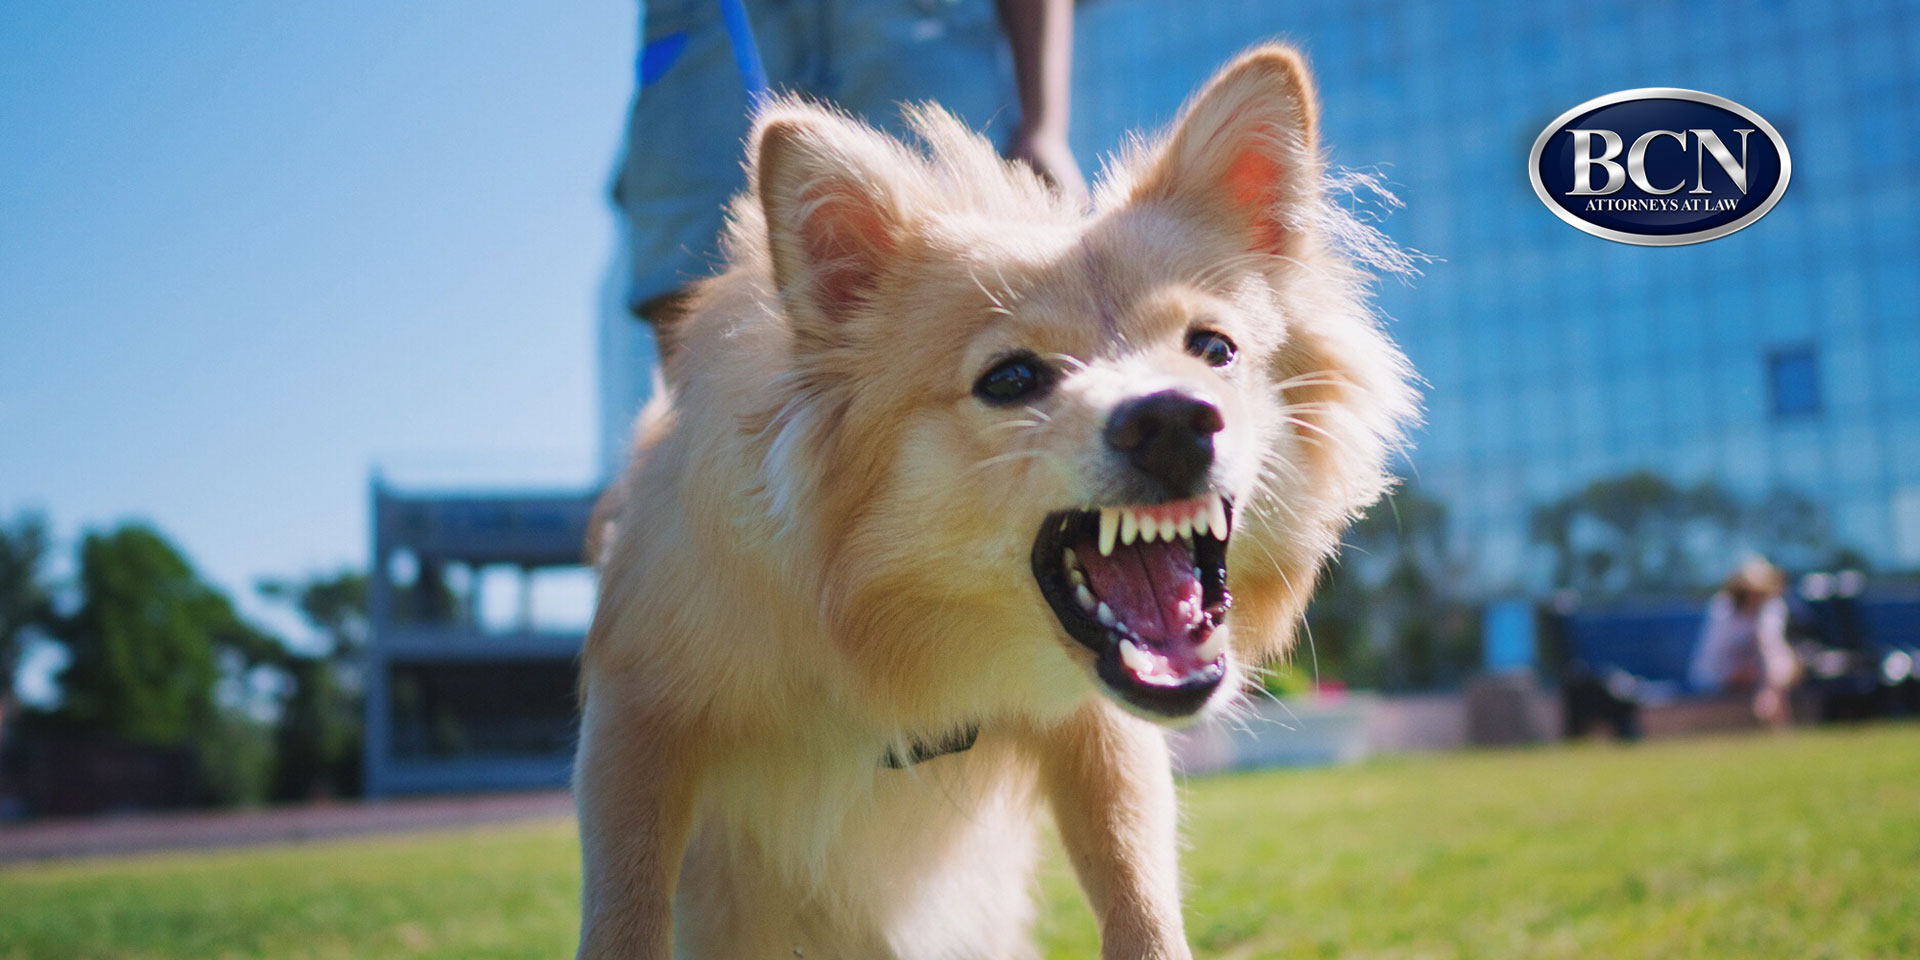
614 0 1016 311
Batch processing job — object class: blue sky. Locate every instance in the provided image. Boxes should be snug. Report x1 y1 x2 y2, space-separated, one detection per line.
1 2 635 641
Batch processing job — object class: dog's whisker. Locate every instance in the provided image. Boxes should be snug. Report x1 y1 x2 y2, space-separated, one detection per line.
966 449 1053 472
989 260 1016 304
964 448 1078 489
982 418 1048 433
1271 564 1322 696
1037 353 1087 375
1272 401 1344 415
1279 415 1367 457
967 262 1014 316
1271 369 1347 389
1275 383 1354 396
1190 250 1288 288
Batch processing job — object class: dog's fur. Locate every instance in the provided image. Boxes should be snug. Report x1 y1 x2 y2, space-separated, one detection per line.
577 45 1417 960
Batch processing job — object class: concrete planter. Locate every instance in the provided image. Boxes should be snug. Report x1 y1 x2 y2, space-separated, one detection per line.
1172 693 1378 775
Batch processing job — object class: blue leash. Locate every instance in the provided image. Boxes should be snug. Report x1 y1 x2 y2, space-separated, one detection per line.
715 0 771 102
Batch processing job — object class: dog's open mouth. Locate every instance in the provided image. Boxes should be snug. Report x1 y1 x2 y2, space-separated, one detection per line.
1030 495 1232 717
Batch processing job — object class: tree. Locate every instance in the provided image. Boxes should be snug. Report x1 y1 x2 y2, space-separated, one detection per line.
1304 485 1482 691
258 571 367 799
0 512 54 706
47 525 281 746
1530 472 1845 598
0 511 55 763
259 571 368 654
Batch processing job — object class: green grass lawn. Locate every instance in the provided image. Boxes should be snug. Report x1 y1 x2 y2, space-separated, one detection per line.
4 724 1917 959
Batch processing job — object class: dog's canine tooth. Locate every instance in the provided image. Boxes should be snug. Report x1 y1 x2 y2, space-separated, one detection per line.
1119 511 1138 546
1075 584 1096 611
1098 510 1118 556
1096 602 1116 627
1208 494 1229 539
1194 630 1226 664
1119 638 1154 676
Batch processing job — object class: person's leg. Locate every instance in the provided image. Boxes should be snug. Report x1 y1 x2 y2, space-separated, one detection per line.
613 0 766 319
827 0 1017 146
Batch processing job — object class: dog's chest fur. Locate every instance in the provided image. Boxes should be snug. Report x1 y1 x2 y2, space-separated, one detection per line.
687 729 1043 959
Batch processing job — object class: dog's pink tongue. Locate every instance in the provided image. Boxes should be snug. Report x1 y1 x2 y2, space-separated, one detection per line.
1079 540 1203 640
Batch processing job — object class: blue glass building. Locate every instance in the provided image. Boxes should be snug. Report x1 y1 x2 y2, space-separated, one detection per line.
1051 0 1920 590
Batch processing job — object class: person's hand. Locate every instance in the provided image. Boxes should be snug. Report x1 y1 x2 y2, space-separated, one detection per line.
1007 125 1088 204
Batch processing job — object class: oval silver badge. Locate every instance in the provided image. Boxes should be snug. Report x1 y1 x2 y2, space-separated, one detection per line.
1528 88 1792 246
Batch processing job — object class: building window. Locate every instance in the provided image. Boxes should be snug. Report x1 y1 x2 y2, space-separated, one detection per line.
1768 345 1822 420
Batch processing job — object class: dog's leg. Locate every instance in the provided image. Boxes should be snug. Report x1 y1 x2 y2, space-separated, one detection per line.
574 693 703 960
1031 702 1192 960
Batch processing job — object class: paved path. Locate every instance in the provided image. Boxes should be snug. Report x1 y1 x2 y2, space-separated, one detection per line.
0 790 575 865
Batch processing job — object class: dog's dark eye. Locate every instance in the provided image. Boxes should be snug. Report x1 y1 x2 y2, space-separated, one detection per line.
1186 329 1237 368
974 354 1051 405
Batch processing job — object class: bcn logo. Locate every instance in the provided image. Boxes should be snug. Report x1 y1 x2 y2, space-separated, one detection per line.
1529 89 1791 246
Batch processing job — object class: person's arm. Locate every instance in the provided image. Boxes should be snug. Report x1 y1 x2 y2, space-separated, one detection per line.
995 0 1088 201
1749 596 1796 727
1756 597 1796 689
1690 593 1732 692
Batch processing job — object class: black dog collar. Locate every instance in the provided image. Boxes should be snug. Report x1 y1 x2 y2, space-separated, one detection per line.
881 723 980 769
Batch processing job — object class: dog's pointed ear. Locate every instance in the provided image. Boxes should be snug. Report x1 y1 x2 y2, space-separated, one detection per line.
1129 45 1321 257
754 108 910 340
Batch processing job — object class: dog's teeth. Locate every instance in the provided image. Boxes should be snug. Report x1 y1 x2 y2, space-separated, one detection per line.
1208 494 1229 539
1068 567 1085 587
1120 511 1138 546
1076 584 1096 611
1193 505 1210 536
1195 630 1227 663
1119 638 1154 675
1097 602 1116 627
1063 547 1078 569
1159 516 1177 542
1177 514 1193 541
1098 510 1118 556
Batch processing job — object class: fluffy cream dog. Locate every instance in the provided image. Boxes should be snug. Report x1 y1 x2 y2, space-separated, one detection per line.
576 44 1416 960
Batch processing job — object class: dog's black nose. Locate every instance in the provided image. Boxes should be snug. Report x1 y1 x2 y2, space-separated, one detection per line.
1104 390 1224 497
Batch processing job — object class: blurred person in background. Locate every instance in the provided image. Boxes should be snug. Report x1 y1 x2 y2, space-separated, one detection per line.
1690 557 1799 729
614 0 1085 347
